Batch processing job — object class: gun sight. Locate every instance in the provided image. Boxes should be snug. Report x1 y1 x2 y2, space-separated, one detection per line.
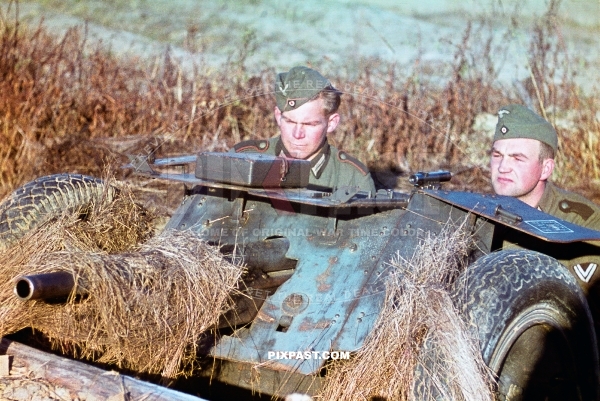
409 171 452 189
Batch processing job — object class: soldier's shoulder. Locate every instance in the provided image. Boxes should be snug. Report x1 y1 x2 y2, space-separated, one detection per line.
549 184 600 226
331 147 370 176
232 139 270 153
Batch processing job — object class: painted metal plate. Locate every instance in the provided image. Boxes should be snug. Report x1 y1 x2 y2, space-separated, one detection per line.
425 190 600 243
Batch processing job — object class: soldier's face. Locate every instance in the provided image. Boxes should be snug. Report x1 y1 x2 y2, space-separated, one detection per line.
490 138 554 207
274 98 339 160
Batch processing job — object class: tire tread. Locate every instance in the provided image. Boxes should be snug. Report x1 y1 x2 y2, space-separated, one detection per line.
0 174 116 248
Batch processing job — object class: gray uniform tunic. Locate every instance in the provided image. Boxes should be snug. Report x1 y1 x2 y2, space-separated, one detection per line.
536 183 600 335
500 182 600 299
537 182 600 231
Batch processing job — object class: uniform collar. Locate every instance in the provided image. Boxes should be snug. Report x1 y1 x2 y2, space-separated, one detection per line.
536 181 556 212
274 137 331 179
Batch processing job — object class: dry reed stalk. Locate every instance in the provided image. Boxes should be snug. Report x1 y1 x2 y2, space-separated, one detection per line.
318 220 494 401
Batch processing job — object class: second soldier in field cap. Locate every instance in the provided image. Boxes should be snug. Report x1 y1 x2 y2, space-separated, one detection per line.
491 104 600 324
490 103 600 229
232 66 376 194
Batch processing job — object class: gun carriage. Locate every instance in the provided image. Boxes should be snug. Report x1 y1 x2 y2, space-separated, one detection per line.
6 151 600 400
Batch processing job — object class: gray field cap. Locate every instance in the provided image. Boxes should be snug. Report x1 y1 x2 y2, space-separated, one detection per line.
494 104 558 152
275 66 331 112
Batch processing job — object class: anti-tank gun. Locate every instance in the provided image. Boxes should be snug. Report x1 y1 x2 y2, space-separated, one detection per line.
7 151 600 400
129 151 600 399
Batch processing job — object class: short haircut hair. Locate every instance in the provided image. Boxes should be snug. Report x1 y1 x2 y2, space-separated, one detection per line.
538 141 555 162
313 85 342 116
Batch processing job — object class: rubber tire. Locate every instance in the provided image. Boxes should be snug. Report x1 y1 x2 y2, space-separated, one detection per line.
0 174 116 249
453 249 599 401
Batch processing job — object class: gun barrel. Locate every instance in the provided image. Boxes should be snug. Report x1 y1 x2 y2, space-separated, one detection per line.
14 271 78 301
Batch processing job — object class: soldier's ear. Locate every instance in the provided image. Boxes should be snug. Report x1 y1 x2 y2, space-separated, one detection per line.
540 158 555 181
326 113 340 133
274 106 282 126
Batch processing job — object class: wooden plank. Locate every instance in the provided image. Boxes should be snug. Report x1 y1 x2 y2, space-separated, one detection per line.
0 354 9 376
0 338 207 401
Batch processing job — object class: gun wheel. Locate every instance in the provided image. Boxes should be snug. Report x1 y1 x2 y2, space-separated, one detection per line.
454 249 599 401
0 174 116 250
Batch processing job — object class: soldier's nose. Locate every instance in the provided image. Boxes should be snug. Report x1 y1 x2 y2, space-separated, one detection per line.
293 125 305 139
497 158 511 172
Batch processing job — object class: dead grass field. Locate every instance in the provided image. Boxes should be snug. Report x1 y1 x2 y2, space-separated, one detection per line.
1 0 599 212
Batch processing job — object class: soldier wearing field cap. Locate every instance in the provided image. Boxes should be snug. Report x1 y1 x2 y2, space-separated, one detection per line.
491 104 600 324
232 66 376 194
490 103 600 229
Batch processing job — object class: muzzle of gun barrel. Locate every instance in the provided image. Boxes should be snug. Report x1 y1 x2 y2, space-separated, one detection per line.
14 271 78 301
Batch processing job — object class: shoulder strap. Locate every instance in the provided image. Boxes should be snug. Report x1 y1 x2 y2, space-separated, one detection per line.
337 151 369 176
232 139 270 153
558 199 596 221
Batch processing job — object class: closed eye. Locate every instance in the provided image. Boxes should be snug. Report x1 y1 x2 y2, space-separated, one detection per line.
511 153 529 162
282 116 322 126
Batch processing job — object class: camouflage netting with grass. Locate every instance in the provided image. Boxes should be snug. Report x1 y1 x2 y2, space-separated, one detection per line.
0 180 245 379
318 220 495 401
